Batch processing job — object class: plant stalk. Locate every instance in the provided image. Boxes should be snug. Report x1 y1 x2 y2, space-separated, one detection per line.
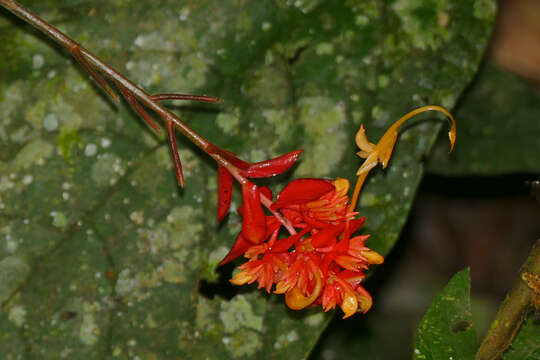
0 0 210 154
475 239 540 360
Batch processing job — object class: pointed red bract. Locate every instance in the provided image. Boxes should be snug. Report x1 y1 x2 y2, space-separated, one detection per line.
311 224 345 248
241 183 267 244
217 166 233 222
220 233 251 265
272 178 334 209
270 232 304 253
240 150 303 178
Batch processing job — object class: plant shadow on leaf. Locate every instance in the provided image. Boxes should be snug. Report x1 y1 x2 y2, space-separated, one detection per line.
198 262 238 300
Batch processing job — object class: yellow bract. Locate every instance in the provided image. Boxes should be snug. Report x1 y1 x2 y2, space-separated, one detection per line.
356 105 456 176
349 105 456 212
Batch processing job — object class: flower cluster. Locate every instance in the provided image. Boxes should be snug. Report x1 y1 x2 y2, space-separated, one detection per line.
215 105 456 318
220 177 383 318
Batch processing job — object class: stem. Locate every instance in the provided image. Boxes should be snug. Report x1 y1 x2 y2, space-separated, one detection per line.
475 239 540 360
0 0 297 235
348 172 368 213
0 0 210 153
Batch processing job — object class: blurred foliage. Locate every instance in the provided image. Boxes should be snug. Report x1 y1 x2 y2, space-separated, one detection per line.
0 0 496 359
503 315 540 360
428 61 540 175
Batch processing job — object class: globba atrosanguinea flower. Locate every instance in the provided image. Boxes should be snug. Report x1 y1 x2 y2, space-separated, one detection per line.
219 105 456 318
224 178 383 318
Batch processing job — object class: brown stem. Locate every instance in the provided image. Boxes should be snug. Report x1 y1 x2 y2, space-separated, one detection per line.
0 0 211 153
117 83 162 134
152 94 221 103
0 0 297 234
166 120 185 187
475 239 540 360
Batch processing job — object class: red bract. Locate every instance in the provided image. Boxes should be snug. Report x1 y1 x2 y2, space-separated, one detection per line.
214 149 303 221
241 183 267 244
224 178 384 318
272 178 334 209
217 166 233 222
240 150 303 178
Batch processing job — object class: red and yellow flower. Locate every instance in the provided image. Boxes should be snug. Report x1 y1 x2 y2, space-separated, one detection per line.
218 106 456 318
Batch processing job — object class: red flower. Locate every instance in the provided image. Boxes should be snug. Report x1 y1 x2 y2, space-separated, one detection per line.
222 177 384 318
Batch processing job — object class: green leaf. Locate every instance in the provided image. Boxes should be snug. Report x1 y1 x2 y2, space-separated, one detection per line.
503 315 540 360
413 269 478 360
427 62 540 175
0 0 494 358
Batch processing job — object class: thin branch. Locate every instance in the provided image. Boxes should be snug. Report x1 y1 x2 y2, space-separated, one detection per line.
152 94 221 103
117 83 162 134
166 120 185 187
0 0 297 235
475 239 540 360
0 0 210 153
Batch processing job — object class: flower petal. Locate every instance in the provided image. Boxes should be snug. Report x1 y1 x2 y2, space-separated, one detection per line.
240 150 303 178
311 224 345 249
272 178 334 209
217 166 233 222
241 183 267 244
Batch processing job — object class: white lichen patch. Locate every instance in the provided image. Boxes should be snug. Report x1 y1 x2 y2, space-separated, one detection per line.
304 312 325 326
116 269 138 298
32 53 45 69
0 256 31 303
137 227 169 254
219 295 263 333
13 139 54 170
50 211 68 228
84 143 98 157
216 112 240 135
160 258 187 284
22 175 33 185
262 108 294 142
155 146 173 171
0 82 23 140
195 297 218 332
164 206 203 249
315 42 334 56
91 154 125 187
248 149 267 163
393 0 452 51
224 329 262 358
296 97 348 176
50 96 83 133
274 330 300 350
8 305 27 327
129 211 144 225
43 113 59 132
79 301 101 346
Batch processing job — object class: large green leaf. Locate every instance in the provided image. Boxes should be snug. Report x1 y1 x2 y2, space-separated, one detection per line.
503 315 540 360
1 1 494 358
413 269 478 360
428 62 540 175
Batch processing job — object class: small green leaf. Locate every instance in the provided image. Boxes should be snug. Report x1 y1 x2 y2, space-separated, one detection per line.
503 315 540 360
413 269 478 360
428 62 540 175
